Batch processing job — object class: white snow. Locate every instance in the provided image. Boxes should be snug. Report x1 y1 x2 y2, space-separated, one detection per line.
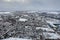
0 12 10 14
43 32 60 39
3 38 32 40
19 18 28 22
23 15 28 17
48 12 59 14
36 27 54 32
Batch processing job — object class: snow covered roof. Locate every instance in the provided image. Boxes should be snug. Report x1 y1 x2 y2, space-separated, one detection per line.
23 15 28 17
2 38 32 40
19 18 28 22
36 27 54 32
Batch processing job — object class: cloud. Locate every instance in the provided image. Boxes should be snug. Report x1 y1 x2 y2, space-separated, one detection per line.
2 0 31 4
0 0 60 11
4 0 11 2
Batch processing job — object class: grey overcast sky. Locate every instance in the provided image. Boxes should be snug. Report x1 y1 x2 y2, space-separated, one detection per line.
0 0 60 11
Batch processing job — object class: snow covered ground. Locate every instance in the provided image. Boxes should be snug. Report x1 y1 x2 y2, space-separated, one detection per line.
2 38 32 40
